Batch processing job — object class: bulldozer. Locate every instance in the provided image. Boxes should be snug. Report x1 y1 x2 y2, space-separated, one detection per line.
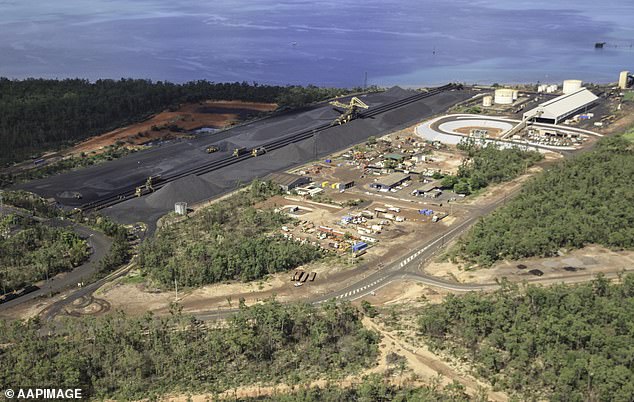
251 147 266 157
232 147 247 157
329 96 369 125
135 176 158 197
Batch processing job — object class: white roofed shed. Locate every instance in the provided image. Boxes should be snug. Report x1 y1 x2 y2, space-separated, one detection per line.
523 88 598 124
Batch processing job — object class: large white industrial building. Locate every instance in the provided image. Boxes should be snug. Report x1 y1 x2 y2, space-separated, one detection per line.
523 88 598 124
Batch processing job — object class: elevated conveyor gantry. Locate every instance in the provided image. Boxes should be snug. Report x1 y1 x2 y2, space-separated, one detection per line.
329 96 369 125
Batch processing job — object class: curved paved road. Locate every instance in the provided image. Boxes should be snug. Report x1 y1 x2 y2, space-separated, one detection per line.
39 261 134 322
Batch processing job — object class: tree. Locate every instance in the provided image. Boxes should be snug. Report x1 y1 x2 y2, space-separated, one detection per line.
441 175 459 189
361 300 378 318
454 135 634 266
417 275 634 401
453 180 471 195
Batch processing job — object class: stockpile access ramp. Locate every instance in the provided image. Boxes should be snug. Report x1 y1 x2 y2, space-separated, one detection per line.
21 85 472 225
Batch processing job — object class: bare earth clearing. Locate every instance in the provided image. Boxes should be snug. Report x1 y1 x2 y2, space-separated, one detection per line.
426 245 634 286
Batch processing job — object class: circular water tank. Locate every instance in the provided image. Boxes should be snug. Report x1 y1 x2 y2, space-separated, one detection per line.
563 79 582 94
512 90 519 100
482 95 493 107
494 88 514 105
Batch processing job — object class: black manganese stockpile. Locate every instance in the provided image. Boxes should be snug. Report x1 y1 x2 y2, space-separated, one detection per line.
20 85 471 225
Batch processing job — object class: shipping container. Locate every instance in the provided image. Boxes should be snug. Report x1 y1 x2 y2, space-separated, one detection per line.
352 242 368 252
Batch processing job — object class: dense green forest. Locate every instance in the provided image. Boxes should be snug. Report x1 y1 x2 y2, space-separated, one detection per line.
0 214 88 293
138 180 323 287
0 190 131 288
440 141 543 195
240 374 475 401
0 78 352 165
0 300 379 400
417 274 634 401
453 135 634 266
0 190 61 218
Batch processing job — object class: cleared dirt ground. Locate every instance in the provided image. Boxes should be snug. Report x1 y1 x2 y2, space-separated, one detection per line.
426 245 634 285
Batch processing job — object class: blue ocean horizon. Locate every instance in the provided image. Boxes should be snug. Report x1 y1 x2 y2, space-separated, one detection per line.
1 0 632 87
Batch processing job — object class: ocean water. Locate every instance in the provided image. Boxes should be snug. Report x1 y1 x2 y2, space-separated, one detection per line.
0 0 632 87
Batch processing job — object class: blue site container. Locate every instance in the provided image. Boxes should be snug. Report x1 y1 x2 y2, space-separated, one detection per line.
325 159 332 163
419 209 427 214
352 242 368 252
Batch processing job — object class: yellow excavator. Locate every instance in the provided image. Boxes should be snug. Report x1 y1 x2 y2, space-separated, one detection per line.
329 96 369 125
135 176 157 197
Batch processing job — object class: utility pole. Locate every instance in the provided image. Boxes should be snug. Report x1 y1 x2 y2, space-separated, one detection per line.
364 72 368 90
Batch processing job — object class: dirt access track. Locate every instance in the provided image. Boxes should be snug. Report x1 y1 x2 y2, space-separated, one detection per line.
67 101 277 156
157 313 508 402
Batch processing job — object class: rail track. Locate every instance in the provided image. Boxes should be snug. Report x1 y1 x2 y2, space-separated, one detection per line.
80 84 458 212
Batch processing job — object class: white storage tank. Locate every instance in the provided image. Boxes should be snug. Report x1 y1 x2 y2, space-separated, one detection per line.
175 202 187 215
512 89 519 100
494 88 515 105
482 95 493 107
537 84 548 93
563 79 583 94
546 84 558 93
619 71 630 89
